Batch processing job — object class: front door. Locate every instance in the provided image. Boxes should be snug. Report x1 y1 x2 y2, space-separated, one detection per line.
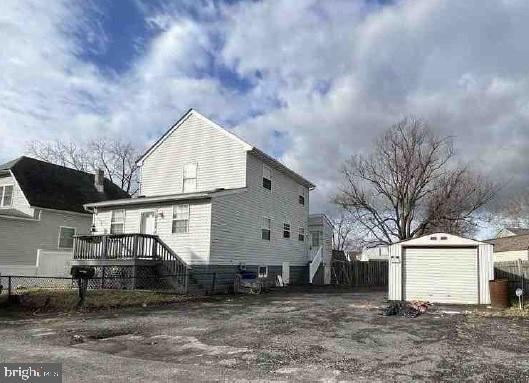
140 212 156 235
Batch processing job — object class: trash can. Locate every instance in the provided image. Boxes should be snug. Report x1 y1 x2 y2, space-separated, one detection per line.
489 279 510 309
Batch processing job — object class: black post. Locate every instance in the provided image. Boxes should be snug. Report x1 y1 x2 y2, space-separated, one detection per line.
8 276 12 297
210 272 217 295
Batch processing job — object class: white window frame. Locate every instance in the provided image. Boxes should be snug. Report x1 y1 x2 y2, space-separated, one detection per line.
261 216 271 241
258 266 268 278
262 165 272 191
283 221 291 239
172 204 190 234
311 231 322 247
298 227 305 242
298 186 305 206
58 226 76 249
0 185 14 208
110 209 125 234
182 162 197 193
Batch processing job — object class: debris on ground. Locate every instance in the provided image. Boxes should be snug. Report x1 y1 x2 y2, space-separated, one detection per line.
70 334 85 344
381 301 432 318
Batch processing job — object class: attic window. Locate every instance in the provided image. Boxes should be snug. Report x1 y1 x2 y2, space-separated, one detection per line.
183 163 197 193
0 185 13 207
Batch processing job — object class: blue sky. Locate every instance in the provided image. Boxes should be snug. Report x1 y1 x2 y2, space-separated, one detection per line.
2 0 529 231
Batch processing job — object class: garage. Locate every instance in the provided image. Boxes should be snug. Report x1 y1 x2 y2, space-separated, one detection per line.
388 233 494 305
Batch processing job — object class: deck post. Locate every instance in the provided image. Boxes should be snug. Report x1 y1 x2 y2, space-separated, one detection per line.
101 235 108 260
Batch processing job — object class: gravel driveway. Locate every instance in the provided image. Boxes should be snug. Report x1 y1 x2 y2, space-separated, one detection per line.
1 287 529 382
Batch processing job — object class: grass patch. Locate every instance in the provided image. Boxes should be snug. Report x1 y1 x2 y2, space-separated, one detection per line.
0 289 199 314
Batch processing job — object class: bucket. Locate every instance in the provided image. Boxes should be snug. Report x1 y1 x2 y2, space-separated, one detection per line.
489 279 510 309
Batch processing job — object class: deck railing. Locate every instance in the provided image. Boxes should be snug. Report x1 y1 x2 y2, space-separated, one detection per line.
73 234 190 280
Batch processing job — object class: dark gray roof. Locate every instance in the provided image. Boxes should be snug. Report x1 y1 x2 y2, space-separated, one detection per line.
0 156 130 214
485 234 529 252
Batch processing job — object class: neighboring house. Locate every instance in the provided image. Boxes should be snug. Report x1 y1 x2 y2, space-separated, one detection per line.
485 234 529 262
360 245 389 262
76 109 331 289
388 233 493 305
0 156 129 276
495 227 529 238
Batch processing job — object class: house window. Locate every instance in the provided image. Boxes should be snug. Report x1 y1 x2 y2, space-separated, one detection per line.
0 185 13 207
110 210 125 234
299 186 305 205
311 231 322 247
172 204 190 234
261 217 271 240
298 227 305 242
262 165 272 190
58 226 76 249
283 222 291 239
183 163 197 193
258 266 268 278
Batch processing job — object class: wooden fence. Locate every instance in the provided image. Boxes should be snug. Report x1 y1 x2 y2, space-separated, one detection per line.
332 260 388 288
494 261 529 297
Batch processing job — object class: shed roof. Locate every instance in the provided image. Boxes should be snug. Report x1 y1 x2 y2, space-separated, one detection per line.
392 232 486 247
0 156 130 214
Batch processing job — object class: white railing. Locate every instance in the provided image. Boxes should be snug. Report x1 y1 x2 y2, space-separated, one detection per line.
309 246 323 283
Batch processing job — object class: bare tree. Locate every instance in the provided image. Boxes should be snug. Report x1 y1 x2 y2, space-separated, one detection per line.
332 212 368 251
27 138 140 194
335 118 495 244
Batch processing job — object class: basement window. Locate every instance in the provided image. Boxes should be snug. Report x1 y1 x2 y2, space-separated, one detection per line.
172 204 190 234
262 165 272 190
58 226 76 249
261 217 271 240
258 266 268 278
0 185 13 207
110 210 125 234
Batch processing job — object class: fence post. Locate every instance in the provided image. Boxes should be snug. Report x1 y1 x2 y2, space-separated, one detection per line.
184 269 189 294
210 272 217 295
8 276 12 297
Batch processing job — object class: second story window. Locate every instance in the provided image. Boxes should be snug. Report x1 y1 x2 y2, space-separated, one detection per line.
262 165 272 190
110 210 125 234
311 231 322 248
283 222 291 239
261 217 271 240
172 204 190 234
0 185 13 207
183 163 197 193
299 186 305 206
298 227 305 242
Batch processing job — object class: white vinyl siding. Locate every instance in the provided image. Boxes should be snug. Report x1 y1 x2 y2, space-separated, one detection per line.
110 210 125 234
0 210 91 268
58 226 76 249
172 204 190 233
210 153 309 267
92 201 212 265
0 174 33 216
140 113 247 196
403 247 479 304
182 163 197 193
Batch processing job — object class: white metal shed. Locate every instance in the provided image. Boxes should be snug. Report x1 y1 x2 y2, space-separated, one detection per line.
388 233 494 304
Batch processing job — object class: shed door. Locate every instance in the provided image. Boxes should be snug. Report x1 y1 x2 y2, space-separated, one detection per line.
403 247 478 304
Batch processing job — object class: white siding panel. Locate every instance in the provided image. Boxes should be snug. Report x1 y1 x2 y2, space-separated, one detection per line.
140 113 248 196
93 201 212 265
209 153 309 266
0 210 91 267
403 247 478 304
494 250 529 262
0 173 32 215
388 244 402 300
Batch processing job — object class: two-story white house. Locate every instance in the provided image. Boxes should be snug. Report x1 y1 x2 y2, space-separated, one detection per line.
76 109 332 290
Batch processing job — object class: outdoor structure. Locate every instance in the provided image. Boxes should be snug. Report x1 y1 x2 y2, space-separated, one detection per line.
485 234 529 262
495 227 529 238
308 214 333 285
360 245 389 262
0 156 129 276
74 109 332 290
388 233 494 304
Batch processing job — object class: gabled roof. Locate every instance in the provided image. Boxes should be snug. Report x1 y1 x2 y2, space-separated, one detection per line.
504 227 529 236
0 156 130 214
394 232 487 247
485 234 529 252
136 109 315 189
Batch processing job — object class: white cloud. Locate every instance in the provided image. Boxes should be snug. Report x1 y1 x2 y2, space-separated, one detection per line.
2 0 529 221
